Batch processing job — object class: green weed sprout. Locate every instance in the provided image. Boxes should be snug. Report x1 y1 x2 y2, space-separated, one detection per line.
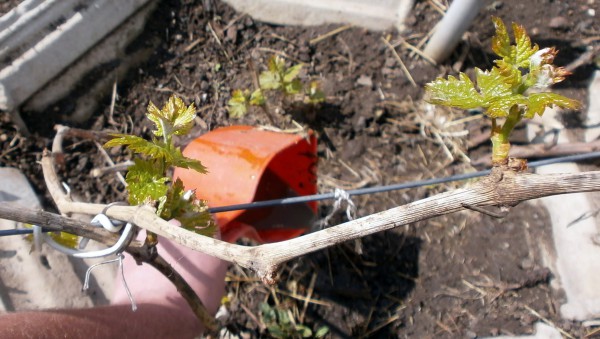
260 302 329 339
227 56 325 118
425 17 580 166
105 95 215 240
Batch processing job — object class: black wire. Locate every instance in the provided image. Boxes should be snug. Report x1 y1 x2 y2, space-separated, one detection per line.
3 151 600 237
209 151 600 213
0 228 53 237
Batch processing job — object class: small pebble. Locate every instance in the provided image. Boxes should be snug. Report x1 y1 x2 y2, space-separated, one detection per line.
487 0 503 10
548 16 570 30
341 137 365 160
352 115 367 131
356 75 373 87
520 258 535 270
226 26 237 43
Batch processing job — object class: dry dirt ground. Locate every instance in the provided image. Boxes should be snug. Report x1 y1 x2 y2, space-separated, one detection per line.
1 0 600 337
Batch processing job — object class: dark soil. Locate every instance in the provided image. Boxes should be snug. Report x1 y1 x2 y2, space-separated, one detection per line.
1 0 599 337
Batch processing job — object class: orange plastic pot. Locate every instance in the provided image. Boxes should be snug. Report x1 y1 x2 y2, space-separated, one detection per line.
174 126 318 243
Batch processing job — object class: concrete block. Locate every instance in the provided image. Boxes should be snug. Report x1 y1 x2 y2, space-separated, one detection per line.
222 0 415 31
0 0 152 111
584 70 600 142
22 0 159 123
527 102 600 320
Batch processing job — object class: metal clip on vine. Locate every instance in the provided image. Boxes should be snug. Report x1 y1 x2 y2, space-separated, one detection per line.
32 202 134 259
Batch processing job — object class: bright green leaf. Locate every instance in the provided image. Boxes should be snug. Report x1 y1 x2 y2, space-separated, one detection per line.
524 92 581 118
295 324 312 337
104 134 147 148
284 79 303 95
283 63 303 83
228 89 249 118
105 134 173 161
486 96 525 118
512 22 538 68
228 102 247 118
160 178 215 236
171 148 207 173
475 67 512 102
268 55 286 74
305 81 325 104
475 67 526 117
259 70 281 90
267 325 285 338
276 309 290 325
315 326 330 338
125 159 169 205
424 73 485 109
230 89 249 104
491 16 511 60
494 59 522 90
249 89 265 106
172 103 196 136
146 95 197 137
260 303 276 324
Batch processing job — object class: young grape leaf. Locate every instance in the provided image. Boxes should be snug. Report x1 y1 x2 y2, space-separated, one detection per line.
147 95 196 137
424 73 484 109
493 59 522 90
163 179 215 236
171 147 207 173
524 92 581 119
491 16 511 60
156 177 185 219
476 67 513 100
104 134 173 160
426 17 580 165
486 96 526 118
491 17 539 68
475 67 526 117
125 159 169 205
176 201 215 236
426 68 528 118
512 22 539 68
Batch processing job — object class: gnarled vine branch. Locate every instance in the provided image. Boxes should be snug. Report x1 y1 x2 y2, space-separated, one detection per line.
40 150 600 283
3 125 599 332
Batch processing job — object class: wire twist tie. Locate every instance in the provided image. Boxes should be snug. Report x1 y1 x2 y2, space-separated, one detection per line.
320 188 356 228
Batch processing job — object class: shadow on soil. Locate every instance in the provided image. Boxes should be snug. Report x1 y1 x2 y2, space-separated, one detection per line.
282 230 422 337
